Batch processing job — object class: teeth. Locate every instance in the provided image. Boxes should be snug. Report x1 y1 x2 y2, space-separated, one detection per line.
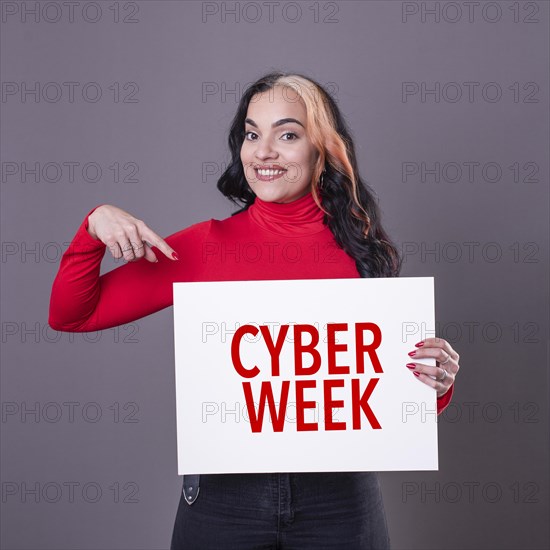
257 169 285 176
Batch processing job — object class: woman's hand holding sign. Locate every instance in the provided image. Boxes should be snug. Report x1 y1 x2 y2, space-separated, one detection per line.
406 337 460 397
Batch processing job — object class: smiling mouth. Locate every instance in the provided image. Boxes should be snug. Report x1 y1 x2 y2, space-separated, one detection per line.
254 167 287 181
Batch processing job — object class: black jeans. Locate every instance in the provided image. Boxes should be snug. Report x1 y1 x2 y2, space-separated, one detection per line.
170 472 391 549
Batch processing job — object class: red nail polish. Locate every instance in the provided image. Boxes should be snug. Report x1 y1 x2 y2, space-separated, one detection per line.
413 371 420 377
408 350 416 357
406 363 416 369
415 341 424 348
172 252 179 260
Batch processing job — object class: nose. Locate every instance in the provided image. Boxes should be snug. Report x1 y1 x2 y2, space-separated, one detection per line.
254 137 278 161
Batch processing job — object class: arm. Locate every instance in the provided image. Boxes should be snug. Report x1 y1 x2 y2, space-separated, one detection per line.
48 206 212 332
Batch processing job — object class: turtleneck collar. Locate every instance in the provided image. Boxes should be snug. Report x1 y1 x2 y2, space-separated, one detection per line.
247 191 326 236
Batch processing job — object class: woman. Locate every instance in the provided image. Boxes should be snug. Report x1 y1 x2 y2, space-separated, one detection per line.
49 71 460 549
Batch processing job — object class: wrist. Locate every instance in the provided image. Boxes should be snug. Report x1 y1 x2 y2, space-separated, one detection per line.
86 210 101 240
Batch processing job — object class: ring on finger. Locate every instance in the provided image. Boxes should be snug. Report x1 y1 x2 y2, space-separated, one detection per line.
439 368 448 382
440 353 451 365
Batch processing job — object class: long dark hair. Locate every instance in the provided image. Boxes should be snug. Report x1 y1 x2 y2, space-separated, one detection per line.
217 71 402 278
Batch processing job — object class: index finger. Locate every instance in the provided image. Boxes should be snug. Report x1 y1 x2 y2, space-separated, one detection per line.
140 226 179 261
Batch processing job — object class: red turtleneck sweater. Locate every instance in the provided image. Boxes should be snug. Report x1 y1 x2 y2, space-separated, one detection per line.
48 192 453 412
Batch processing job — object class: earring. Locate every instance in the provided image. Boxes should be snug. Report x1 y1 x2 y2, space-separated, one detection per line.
319 169 327 188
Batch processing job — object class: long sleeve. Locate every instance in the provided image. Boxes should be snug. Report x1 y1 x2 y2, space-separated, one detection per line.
48 206 212 332
437 383 454 415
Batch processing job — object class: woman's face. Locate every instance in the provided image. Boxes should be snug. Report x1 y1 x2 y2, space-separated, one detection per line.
240 85 319 203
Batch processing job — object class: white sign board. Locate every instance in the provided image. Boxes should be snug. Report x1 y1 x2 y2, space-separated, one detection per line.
173 277 438 475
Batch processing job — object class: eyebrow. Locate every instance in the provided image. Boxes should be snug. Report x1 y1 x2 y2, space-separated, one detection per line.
245 117 305 129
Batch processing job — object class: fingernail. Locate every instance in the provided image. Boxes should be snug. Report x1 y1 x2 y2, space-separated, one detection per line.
408 350 416 357
406 363 416 369
413 371 420 377
415 341 424 347
172 252 179 260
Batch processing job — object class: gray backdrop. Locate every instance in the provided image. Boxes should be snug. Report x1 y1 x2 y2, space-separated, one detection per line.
1 1 548 549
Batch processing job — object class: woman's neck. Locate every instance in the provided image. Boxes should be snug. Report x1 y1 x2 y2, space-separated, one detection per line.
247 191 326 236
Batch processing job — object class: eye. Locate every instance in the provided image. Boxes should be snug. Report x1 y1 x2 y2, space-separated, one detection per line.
281 132 298 141
244 131 258 141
